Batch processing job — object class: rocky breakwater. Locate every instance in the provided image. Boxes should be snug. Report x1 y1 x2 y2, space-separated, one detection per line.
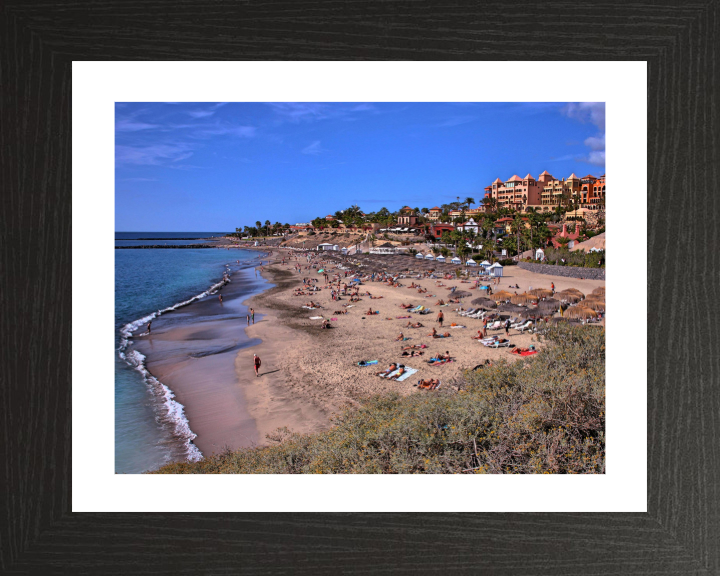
115 244 219 249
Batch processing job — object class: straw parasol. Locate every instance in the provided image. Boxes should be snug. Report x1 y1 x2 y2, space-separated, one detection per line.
564 306 598 320
497 302 525 314
453 290 473 299
582 298 605 311
556 291 583 304
536 298 561 314
591 286 606 296
510 293 539 306
491 290 514 302
470 297 497 309
561 288 585 298
528 288 553 298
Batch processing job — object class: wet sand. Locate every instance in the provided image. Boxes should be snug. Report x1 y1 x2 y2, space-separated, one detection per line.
133 261 268 457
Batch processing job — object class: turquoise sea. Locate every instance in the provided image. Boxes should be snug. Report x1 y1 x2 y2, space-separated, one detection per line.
114 233 263 473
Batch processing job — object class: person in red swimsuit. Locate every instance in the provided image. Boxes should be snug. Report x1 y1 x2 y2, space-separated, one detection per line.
253 354 261 377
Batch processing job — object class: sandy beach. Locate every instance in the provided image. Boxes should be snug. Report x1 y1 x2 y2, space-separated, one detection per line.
132 247 604 459
236 248 605 447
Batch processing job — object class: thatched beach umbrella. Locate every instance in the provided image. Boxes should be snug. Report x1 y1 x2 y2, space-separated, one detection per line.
536 298 561 314
453 290 472 299
529 288 553 298
556 291 584 304
582 298 605 311
498 302 525 314
492 290 514 302
592 286 606 296
561 288 585 298
470 297 497 308
510 293 539 306
564 306 598 320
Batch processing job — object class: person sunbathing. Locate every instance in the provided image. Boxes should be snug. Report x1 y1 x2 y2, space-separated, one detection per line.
435 299 445 305
402 344 427 350
428 327 437 337
370 295 383 299
399 303 413 309
375 363 398 377
401 350 424 357
406 321 424 328
387 365 406 380
395 333 405 341
321 319 331 329
471 359 493 371
416 378 440 389
433 332 451 338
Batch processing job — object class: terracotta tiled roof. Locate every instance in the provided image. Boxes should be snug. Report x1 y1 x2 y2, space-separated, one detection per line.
430 206 441 211
539 170 551 176
493 178 503 184
524 173 534 180
507 175 522 182
567 173 579 180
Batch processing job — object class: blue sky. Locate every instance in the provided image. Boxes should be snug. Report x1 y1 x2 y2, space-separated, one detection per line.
115 102 605 231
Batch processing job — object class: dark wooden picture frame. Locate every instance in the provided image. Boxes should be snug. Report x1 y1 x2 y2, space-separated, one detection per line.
2 2 718 574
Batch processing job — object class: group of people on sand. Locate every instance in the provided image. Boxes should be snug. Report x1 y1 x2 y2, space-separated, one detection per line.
375 362 407 380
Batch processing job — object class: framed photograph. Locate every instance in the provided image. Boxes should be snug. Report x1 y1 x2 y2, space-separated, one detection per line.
3 3 717 574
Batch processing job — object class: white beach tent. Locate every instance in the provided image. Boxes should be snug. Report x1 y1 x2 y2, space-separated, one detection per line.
488 262 504 277
451 257 462 264
416 252 425 259
425 253 435 260
436 255 446 262
466 259 478 266
480 260 492 269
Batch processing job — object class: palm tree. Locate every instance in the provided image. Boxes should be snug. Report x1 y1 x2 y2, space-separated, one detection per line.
255 221 262 235
464 196 475 211
264 219 271 237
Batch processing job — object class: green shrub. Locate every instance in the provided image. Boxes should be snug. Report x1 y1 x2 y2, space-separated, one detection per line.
154 325 605 475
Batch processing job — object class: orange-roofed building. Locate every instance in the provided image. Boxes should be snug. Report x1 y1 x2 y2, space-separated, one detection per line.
550 223 582 248
488 173 544 212
427 206 443 221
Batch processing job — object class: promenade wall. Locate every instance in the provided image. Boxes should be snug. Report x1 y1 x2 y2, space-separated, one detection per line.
518 261 605 281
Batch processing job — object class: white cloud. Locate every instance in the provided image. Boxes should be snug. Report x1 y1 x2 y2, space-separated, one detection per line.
585 151 606 166
584 134 605 150
561 102 605 130
301 141 324 155
115 119 159 132
116 143 194 166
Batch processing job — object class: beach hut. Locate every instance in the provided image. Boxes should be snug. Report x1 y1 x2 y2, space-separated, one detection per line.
535 248 545 261
425 253 435 260
466 259 477 266
488 262 504 277
341 247 348 255
451 257 462 264
480 260 491 269
436 255 446 262
416 252 424 259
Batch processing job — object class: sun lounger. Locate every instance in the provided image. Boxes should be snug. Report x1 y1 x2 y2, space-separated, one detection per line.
357 360 379 366
486 321 502 330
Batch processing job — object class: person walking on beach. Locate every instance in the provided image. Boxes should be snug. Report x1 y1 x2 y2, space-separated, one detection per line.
218 294 223 304
250 308 255 324
253 354 261 377
436 310 444 328
504 318 511 336
146 320 152 334
246 314 250 325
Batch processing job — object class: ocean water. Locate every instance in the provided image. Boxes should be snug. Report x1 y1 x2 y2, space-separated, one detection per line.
115 233 263 473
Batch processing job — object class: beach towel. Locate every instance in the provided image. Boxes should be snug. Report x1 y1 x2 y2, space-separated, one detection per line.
309 316 324 320
449 325 466 329
396 316 411 319
381 367 418 382
331 318 338 321
357 360 379 366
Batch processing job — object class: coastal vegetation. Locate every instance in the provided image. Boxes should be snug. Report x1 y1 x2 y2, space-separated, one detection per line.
154 324 605 474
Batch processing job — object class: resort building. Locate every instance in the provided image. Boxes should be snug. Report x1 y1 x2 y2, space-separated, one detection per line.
427 207 442 221
580 174 606 209
488 174 544 211
456 218 480 234
397 206 418 226
550 223 581 249
428 223 455 239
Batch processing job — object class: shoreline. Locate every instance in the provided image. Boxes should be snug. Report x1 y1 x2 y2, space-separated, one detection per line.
127 246 605 466
128 250 270 459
